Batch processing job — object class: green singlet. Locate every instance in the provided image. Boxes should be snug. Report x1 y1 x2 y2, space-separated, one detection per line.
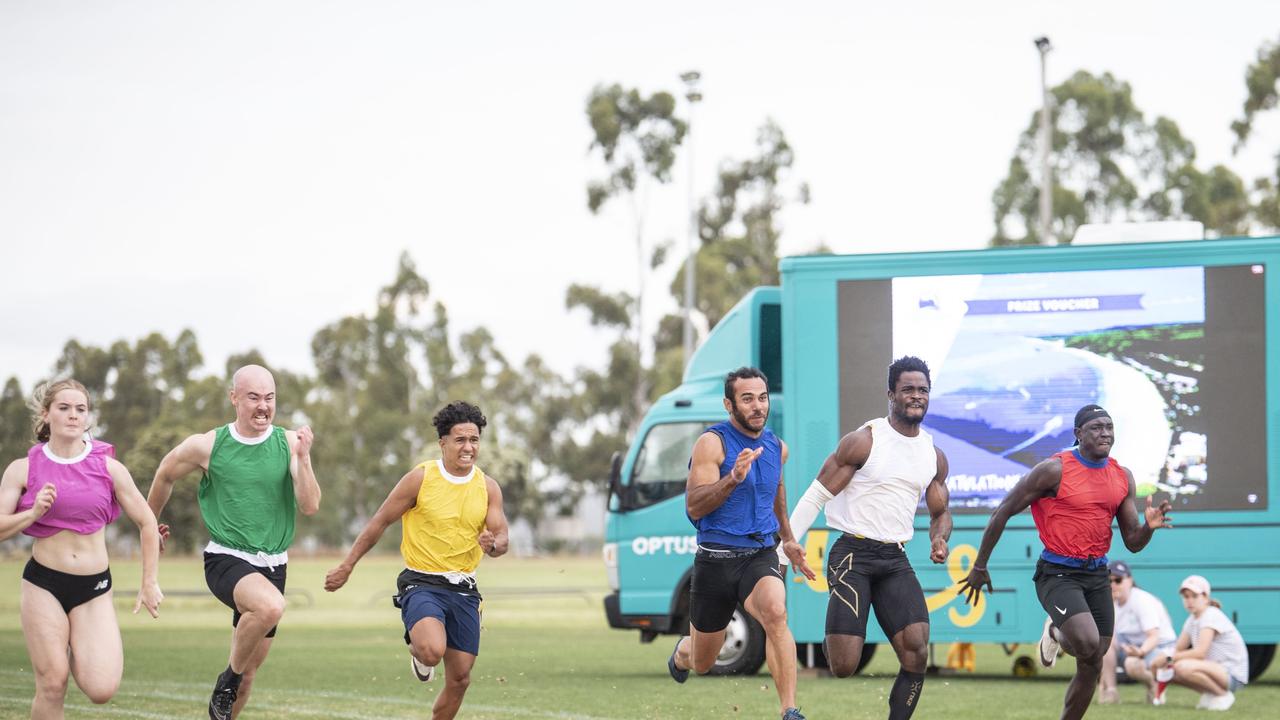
198 424 296 554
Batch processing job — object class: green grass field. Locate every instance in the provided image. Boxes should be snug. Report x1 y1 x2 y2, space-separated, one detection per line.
0 554 1275 718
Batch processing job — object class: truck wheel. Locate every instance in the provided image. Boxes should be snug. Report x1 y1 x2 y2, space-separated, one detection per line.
707 606 766 675
1247 643 1276 681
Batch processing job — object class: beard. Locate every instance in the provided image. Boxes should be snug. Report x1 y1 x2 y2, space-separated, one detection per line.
890 401 926 426
732 404 768 433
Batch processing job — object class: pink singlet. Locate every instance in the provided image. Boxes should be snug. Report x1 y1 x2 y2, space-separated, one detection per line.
17 440 121 537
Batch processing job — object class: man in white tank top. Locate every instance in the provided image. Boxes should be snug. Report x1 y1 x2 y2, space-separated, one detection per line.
781 356 952 720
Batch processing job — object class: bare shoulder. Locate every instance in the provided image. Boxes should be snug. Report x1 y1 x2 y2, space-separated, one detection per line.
836 426 873 464
105 455 133 477
692 430 726 463
1 458 28 487
778 437 789 462
933 446 949 475
484 474 503 494
179 430 217 463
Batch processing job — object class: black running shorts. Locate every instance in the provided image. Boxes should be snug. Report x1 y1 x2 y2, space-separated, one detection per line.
22 558 113 614
825 534 929 639
689 544 784 633
1033 559 1113 637
204 552 288 638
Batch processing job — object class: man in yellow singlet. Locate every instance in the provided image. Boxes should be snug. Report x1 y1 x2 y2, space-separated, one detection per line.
324 401 509 720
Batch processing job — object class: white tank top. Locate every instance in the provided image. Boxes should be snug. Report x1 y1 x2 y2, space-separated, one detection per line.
824 417 938 543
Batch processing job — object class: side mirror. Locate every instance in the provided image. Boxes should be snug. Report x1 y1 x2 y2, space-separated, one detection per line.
608 451 631 511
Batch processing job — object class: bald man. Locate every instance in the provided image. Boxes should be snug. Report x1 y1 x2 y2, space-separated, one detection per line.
148 365 321 720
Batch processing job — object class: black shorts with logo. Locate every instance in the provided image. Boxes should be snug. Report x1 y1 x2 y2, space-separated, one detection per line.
22 558 113 614
825 533 929 639
1033 559 1113 637
204 552 288 638
689 543 784 633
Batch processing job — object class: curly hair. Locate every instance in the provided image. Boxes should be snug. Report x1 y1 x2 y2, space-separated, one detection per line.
432 401 488 439
887 356 931 392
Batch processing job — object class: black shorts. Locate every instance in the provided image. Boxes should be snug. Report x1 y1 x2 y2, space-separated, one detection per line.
1033 559 1113 637
204 552 288 638
825 534 929 640
689 544 784 633
22 558 113 614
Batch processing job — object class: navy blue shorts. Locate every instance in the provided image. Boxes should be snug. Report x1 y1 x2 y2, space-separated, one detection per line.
401 586 482 656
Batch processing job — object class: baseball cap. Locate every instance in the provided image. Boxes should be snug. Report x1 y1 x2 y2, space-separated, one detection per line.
1109 561 1132 578
1180 575 1211 596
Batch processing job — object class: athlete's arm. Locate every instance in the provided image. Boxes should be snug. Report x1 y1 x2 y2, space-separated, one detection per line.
324 466 423 592
773 441 816 580
685 432 758 520
478 475 510 558
958 458 1062 605
108 457 163 619
1116 468 1172 553
146 431 214 549
0 458 49 541
926 447 952 564
779 428 871 569
286 425 321 516
815 427 872 496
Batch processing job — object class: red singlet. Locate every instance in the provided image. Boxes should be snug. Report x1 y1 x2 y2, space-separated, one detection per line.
1031 449 1129 560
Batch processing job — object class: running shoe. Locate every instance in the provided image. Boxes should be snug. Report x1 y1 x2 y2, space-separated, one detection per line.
410 653 436 682
1037 617 1060 669
782 708 806 719
208 672 239 720
1204 691 1235 711
667 637 689 683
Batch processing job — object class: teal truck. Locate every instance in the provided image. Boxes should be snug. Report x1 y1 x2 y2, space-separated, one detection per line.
602 234 1278 679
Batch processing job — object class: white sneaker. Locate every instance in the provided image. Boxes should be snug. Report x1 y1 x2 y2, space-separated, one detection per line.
1197 692 1214 709
1038 618 1060 669
410 654 436 682
1203 691 1235 711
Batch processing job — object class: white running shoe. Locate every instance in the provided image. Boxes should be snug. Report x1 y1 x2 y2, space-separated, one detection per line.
410 653 436 682
1037 617 1060 669
1204 691 1235 711
1197 692 1214 709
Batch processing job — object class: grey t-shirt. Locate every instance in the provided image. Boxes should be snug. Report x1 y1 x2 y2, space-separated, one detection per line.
1183 606 1249 684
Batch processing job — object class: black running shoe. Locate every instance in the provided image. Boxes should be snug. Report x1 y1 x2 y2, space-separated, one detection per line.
208 672 239 720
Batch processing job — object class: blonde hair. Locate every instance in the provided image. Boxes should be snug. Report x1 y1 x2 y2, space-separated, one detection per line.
30 379 92 443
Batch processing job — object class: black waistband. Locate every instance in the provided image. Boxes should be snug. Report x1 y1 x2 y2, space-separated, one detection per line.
396 568 482 597
697 543 776 559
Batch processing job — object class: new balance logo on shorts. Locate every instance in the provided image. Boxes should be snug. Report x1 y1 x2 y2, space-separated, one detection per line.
94 579 110 591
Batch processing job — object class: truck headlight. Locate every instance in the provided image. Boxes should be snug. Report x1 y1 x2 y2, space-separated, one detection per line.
602 542 619 591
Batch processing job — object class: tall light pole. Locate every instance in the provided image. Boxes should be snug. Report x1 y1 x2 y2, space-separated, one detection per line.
1035 36 1053 245
681 70 702 367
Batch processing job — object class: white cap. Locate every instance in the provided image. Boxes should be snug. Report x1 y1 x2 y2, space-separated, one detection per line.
1179 575 1211 596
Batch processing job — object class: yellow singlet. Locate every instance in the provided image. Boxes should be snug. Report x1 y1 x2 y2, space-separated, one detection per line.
400 459 489 574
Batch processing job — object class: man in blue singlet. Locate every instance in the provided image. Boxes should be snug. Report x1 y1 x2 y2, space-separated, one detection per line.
666 367 814 720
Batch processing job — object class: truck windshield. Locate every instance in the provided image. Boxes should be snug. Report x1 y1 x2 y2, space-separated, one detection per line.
629 422 711 509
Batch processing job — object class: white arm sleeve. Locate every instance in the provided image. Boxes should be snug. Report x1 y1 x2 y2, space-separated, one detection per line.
777 480 835 565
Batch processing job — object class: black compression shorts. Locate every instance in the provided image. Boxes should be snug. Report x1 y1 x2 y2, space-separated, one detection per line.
825 533 929 639
689 544 783 633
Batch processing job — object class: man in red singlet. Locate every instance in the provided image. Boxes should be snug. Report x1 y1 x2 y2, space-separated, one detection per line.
957 404 1173 720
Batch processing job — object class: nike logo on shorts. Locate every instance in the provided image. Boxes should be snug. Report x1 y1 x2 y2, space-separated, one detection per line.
1054 605 1068 615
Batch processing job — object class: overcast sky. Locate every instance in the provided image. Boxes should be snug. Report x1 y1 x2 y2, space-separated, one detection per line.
3 1 1279 392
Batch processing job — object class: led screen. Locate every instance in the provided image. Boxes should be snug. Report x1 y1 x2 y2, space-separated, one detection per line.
837 264 1267 511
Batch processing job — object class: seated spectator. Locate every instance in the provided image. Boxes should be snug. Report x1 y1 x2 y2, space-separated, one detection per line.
1149 575 1248 711
1099 561 1177 704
